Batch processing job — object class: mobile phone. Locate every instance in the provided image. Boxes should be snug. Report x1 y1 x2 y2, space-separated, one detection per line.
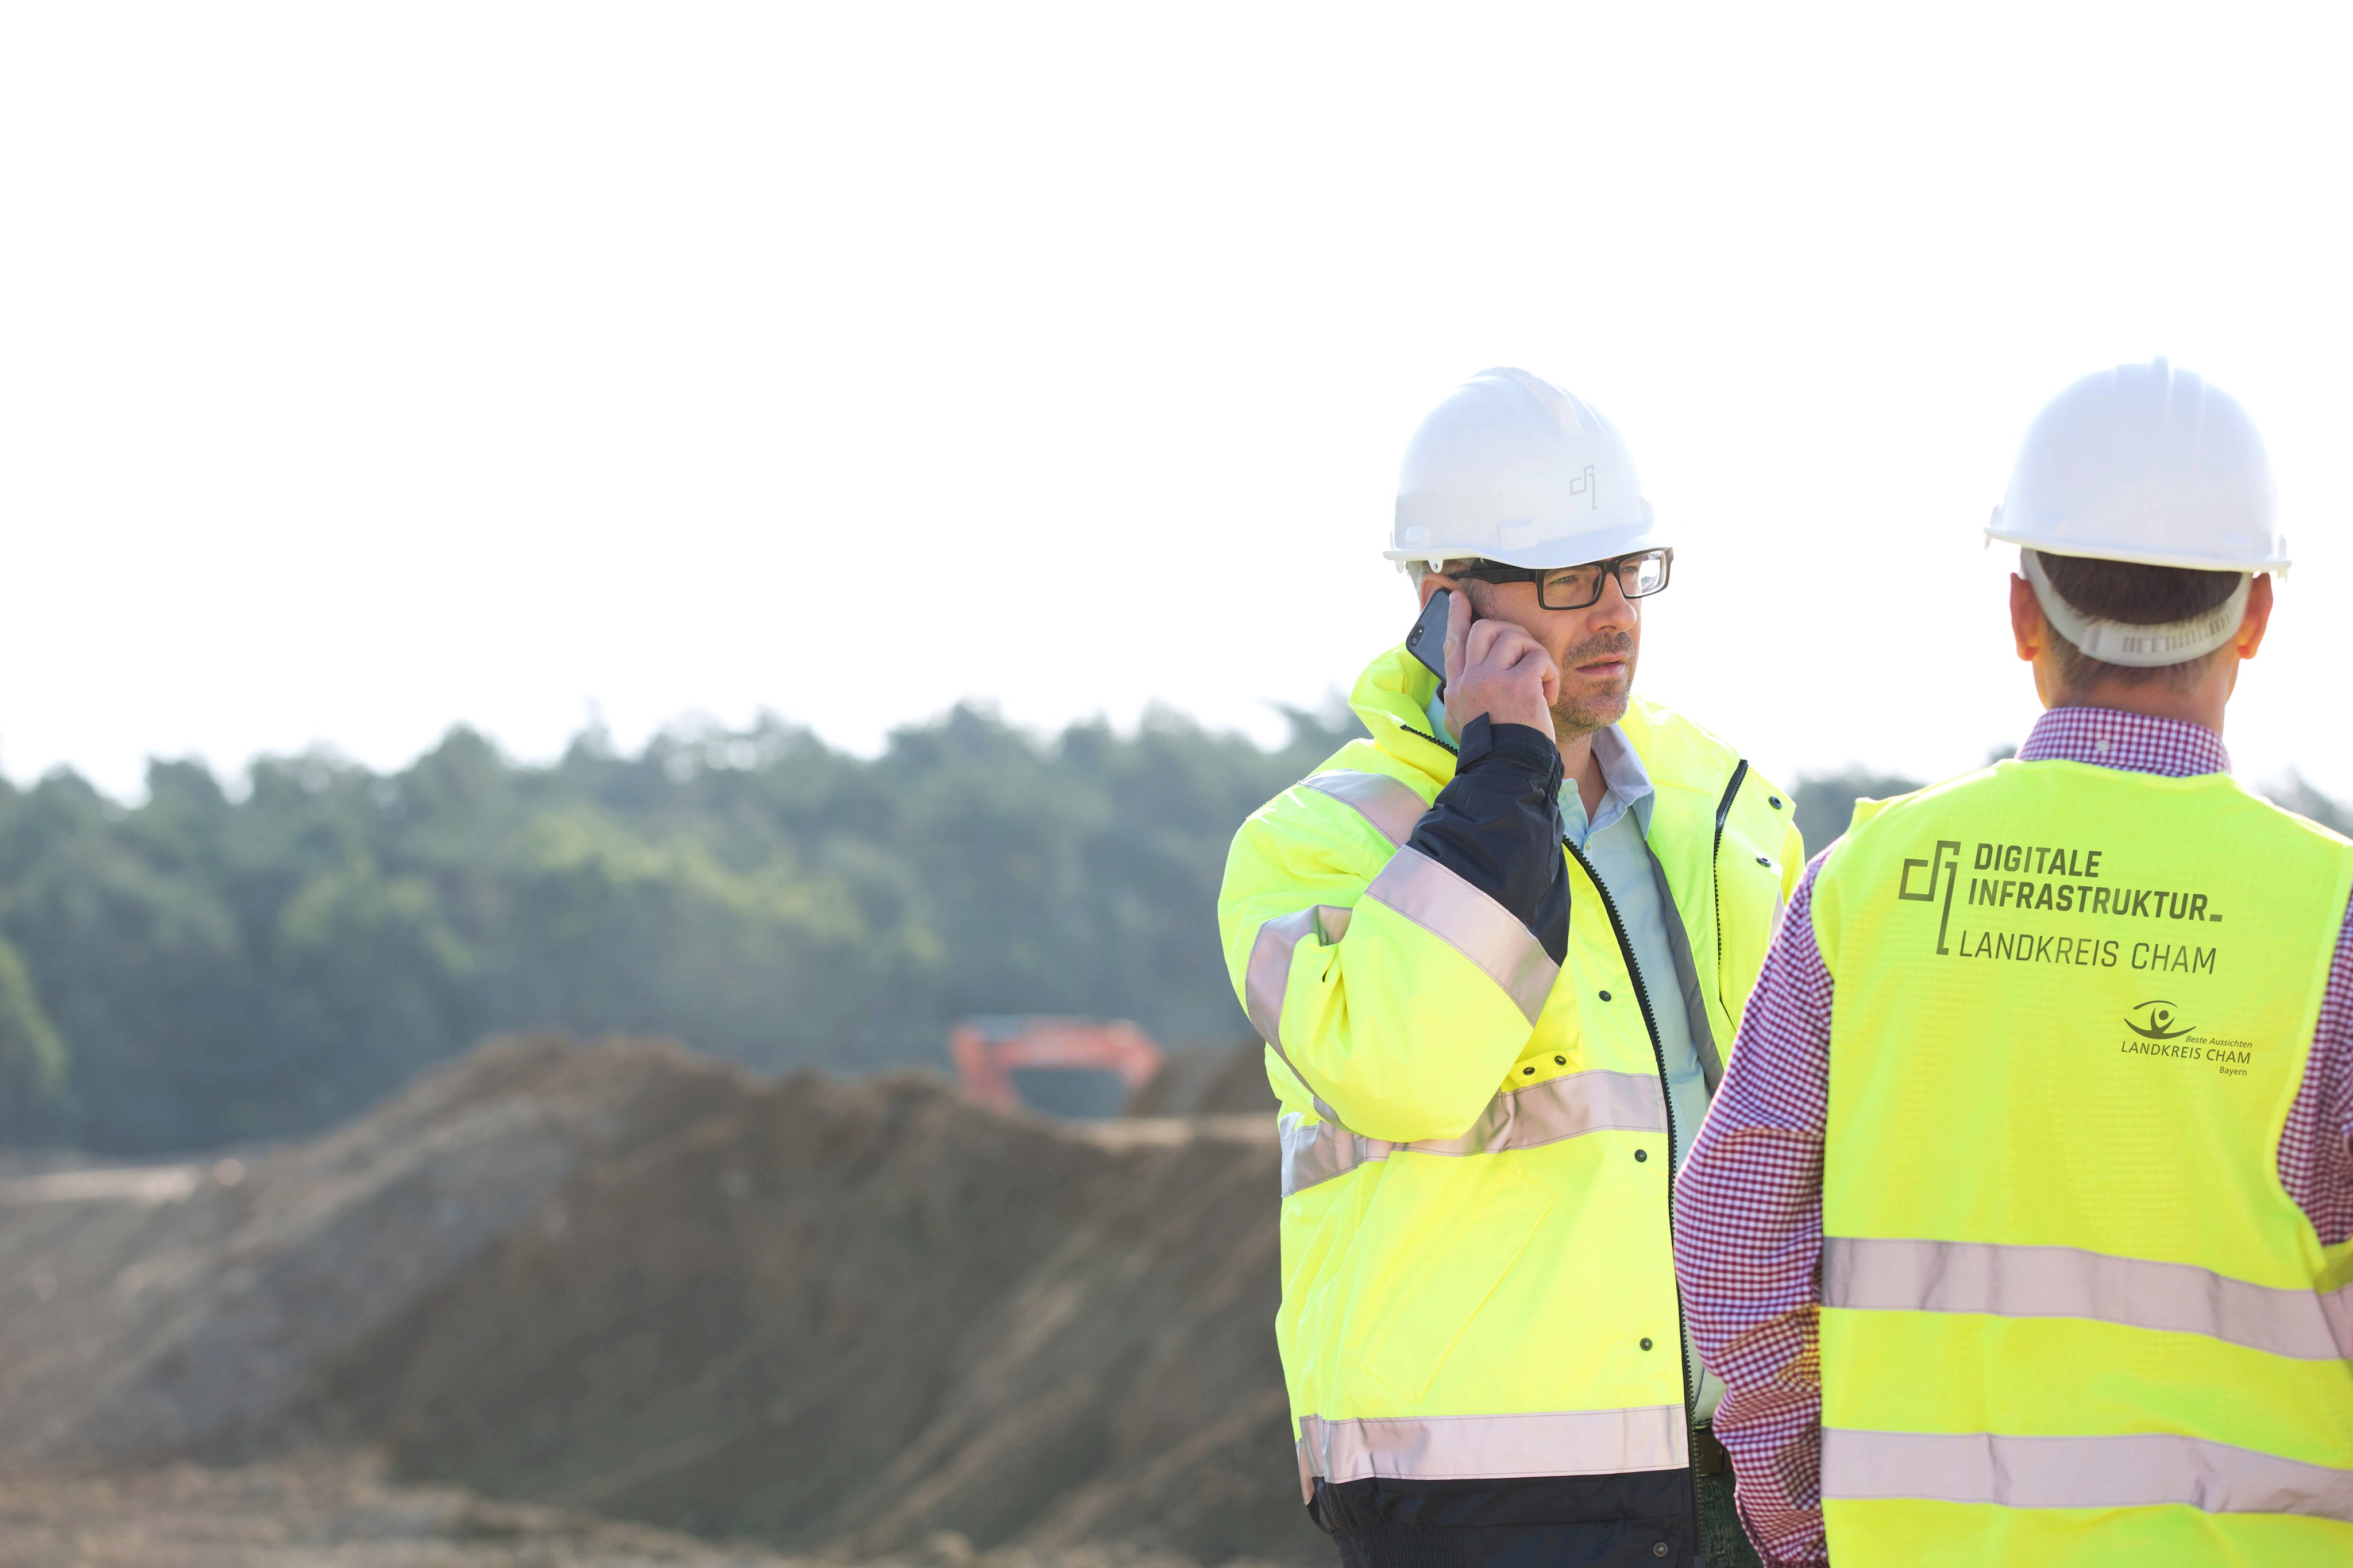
1405 591 1456 692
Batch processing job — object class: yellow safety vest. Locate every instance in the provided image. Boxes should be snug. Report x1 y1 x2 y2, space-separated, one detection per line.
1812 756 2353 1565
1217 646 1802 1512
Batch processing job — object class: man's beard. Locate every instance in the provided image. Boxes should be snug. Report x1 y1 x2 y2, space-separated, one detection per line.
1550 631 1638 738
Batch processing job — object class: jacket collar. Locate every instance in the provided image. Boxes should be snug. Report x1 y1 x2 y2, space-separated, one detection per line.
1348 645 1459 789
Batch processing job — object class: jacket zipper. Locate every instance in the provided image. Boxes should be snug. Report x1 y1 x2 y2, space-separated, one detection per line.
1561 835 1696 1428
1399 723 1459 758
1710 760 1750 981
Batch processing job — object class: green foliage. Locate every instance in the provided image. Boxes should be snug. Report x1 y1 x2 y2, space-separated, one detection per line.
1792 767 1928 858
0 936 67 1119
2270 772 2352 836
0 702 1360 1154
20 700 2326 1158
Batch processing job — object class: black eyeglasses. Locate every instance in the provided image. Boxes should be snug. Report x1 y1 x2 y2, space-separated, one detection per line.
1447 547 1674 611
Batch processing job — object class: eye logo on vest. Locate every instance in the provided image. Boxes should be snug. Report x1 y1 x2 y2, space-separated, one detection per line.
2124 1000 2192 1041
2116 999 2254 1077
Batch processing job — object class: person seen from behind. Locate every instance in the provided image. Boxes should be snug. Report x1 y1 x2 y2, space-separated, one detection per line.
1674 358 2353 1566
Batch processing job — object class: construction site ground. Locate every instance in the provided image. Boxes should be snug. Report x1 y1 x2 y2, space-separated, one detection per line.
0 1037 1316 1567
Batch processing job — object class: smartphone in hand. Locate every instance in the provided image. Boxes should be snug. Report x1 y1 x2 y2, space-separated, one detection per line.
1405 590 1455 693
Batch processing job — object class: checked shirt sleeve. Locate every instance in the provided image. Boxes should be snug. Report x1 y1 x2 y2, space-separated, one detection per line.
1675 852 1834 1568
2281 899 2353 1245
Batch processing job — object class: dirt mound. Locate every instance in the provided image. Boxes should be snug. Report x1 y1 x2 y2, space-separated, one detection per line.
0 1038 1314 1565
0 1036 743 1464
1123 1042 1275 1119
0 1452 801 1567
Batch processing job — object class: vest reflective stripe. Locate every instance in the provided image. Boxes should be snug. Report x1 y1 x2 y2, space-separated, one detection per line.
1279 1070 1665 1197
1298 1406 1687 1496
1303 768 1429 847
1822 1428 2353 1522
1364 845 1559 1024
1824 1235 2353 1361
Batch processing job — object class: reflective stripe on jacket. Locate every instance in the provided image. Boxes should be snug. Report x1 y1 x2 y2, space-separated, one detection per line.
1217 644 1801 1559
1813 758 2353 1566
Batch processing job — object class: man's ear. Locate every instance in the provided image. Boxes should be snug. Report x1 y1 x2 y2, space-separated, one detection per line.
2234 573 2275 662
2009 573 2046 664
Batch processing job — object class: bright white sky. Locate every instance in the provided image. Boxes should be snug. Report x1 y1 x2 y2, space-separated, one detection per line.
2 5 2348 805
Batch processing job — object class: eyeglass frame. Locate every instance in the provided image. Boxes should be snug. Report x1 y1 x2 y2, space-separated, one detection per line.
1440 547 1675 611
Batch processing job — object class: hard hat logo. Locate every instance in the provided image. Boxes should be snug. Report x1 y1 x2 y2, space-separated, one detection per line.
1387 369 1660 573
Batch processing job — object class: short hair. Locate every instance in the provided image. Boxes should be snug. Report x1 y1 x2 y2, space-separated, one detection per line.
1405 557 1486 590
2031 550 2246 692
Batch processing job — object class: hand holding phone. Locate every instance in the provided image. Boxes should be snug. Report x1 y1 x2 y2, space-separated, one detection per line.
1405 589 1559 737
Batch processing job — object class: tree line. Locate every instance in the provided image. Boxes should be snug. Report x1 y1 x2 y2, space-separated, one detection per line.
0 705 1359 1153
0 709 2341 1155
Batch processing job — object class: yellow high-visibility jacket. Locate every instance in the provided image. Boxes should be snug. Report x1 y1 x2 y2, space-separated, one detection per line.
1218 645 1802 1559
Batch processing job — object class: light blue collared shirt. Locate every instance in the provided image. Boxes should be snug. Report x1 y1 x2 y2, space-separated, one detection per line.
1557 727 1712 1171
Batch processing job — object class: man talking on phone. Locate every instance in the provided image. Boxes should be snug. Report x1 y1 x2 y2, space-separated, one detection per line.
1219 367 1803 1568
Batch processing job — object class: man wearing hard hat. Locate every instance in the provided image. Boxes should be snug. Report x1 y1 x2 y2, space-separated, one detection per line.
1674 359 2353 1566
1220 368 1803 1567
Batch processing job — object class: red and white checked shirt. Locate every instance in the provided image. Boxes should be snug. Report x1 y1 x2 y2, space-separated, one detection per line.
1672 707 2353 1568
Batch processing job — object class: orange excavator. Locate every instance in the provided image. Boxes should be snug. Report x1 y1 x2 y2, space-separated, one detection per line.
948 1015 1163 1115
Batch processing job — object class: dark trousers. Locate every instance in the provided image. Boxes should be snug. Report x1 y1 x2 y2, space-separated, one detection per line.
1695 1468 1762 1568
1693 1426 1764 1568
1311 1435 1767 1568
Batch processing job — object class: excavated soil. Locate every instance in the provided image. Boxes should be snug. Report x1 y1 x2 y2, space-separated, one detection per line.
0 1452 799 1567
0 1038 1315 1566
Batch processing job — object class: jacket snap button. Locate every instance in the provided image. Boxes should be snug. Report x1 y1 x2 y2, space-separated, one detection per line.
1756 854 1770 866
1634 1149 1648 1163
1652 1544 1669 1559
1554 1055 1566 1065
1522 1065 1535 1075
1640 1337 1654 1351
1599 990 1612 1002
1768 795 1782 809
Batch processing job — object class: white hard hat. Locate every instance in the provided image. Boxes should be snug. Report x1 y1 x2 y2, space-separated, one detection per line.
1987 358 2288 574
1387 367 1658 572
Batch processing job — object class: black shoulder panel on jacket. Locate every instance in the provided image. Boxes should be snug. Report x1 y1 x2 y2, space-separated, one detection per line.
1405 715 1569 965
